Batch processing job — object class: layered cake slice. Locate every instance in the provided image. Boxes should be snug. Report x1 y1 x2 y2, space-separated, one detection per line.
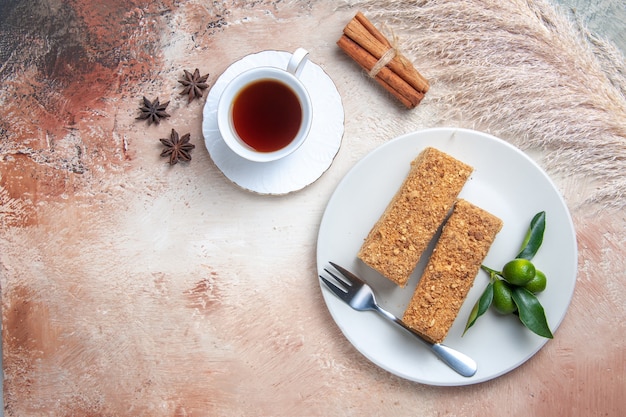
403 199 503 344
357 147 473 287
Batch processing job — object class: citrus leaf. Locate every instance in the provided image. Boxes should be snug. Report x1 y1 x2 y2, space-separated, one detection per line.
511 287 553 338
463 281 494 336
516 211 546 260
480 264 500 277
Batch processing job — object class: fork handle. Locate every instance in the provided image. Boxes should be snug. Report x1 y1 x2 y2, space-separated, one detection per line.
374 306 477 377
429 343 478 377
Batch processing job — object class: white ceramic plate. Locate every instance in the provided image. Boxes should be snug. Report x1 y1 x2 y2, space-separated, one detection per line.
316 128 577 386
202 50 344 195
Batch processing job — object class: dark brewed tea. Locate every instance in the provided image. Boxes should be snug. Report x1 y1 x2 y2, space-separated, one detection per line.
232 79 302 152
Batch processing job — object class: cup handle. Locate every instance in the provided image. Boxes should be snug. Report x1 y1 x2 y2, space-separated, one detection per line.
286 48 309 77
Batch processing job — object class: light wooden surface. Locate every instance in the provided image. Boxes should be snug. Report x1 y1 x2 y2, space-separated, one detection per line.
1 1 624 416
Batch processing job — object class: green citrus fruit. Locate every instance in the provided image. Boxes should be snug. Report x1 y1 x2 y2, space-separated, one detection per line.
502 258 536 286
524 270 547 293
492 279 517 314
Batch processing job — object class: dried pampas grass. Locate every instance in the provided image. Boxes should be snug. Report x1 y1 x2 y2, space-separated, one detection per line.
354 0 626 207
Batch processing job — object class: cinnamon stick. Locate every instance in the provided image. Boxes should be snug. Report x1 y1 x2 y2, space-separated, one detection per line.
337 12 429 108
354 11 390 47
337 35 423 108
347 12 429 93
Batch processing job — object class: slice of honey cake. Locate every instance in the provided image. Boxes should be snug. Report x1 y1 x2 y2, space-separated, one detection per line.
357 147 473 287
402 199 503 344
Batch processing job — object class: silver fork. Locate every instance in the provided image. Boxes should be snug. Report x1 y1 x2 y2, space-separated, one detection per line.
320 262 477 377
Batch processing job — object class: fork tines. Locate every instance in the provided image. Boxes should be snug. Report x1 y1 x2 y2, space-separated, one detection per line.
320 268 349 291
320 265 357 302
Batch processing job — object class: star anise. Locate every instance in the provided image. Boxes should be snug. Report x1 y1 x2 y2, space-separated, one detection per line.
136 96 171 125
179 68 209 103
160 128 195 165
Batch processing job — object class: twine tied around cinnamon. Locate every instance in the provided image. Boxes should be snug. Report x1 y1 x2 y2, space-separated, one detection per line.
368 28 399 78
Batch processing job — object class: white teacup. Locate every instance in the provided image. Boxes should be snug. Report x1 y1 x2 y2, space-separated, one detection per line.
217 48 313 162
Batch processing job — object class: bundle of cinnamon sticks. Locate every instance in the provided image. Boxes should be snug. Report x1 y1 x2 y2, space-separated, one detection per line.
337 12 429 108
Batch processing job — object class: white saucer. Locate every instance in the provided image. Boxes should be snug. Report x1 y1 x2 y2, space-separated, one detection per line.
202 50 345 195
